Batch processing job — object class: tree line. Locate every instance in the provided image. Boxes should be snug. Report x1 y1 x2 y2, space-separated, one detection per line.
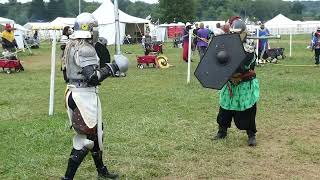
0 0 319 25
156 0 319 23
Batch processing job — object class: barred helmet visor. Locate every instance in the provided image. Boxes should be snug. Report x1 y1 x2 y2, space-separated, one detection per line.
230 19 246 33
71 12 98 39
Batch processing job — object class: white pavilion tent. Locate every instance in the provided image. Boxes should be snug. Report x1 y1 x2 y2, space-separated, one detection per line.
264 14 320 34
0 17 15 24
50 17 76 29
265 14 298 34
92 0 149 44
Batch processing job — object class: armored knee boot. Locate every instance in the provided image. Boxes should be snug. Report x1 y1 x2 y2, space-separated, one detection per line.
213 126 227 140
246 130 257 146
61 148 89 180
91 150 119 179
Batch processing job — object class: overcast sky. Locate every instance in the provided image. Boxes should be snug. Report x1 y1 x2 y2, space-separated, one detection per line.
0 0 158 4
1 0 319 4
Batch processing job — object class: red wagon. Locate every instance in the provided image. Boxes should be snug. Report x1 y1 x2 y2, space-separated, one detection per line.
0 58 24 74
136 55 169 69
136 55 157 69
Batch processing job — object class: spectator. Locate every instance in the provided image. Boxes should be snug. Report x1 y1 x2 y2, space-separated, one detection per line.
311 27 320 65
142 32 152 55
182 22 193 62
33 30 38 40
214 23 225 36
192 23 200 52
205 25 214 39
1 24 18 52
60 26 73 83
197 23 209 59
255 23 270 63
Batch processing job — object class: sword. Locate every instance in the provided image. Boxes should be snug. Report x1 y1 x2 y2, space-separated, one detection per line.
247 35 281 39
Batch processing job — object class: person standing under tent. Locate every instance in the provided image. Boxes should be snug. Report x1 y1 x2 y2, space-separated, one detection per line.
182 22 192 62
1 24 18 53
197 23 209 59
33 30 38 40
213 16 259 147
61 12 128 180
255 23 270 64
311 27 320 65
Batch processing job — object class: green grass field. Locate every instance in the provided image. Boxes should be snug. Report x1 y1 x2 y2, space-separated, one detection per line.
0 34 320 179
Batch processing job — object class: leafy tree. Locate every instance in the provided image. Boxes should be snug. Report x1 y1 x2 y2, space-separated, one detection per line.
83 1 100 13
8 0 17 5
291 2 304 15
159 0 197 23
0 4 9 17
28 0 47 21
0 0 320 25
47 0 67 20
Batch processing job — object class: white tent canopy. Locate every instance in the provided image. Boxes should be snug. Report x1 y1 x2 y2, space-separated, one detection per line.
50 17 75 29
92 0 149 44
265 14 297 27
24 22 52 30
0 17 15 24
265 14 298 34
263 14 320 34
93 0 148 25
23 22 59 39
14 24 30 32
149 23 167 42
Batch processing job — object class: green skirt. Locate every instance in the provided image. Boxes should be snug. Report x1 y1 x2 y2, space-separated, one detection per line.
219 79 259 111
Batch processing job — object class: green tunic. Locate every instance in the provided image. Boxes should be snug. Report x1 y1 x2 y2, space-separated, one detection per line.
219 79 259 111
219 45 259 111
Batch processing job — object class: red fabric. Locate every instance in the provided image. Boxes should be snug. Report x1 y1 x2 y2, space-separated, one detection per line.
222 24 230 33
227 83 233 97
183 41 189 62
5 24 12 30
153 44 162 53
228 16 241 26
240 70 256 81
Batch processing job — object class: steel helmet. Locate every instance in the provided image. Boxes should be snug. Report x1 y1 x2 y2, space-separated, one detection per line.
229 16 246 33
71 12 98 39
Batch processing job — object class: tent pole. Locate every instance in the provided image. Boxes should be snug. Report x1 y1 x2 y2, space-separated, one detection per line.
79 0 81 15
49 30 56 116
255 28 259 64
289 31 292 57
187 29 192 84
114 0 121 55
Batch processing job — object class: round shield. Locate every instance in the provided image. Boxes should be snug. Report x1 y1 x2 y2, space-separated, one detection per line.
156 55 169 68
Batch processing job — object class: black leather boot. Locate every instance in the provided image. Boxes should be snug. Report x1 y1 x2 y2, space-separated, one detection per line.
247 130 257 146
213 126 227 140
61 148 89 180
97 166 119 179
92 150 119 179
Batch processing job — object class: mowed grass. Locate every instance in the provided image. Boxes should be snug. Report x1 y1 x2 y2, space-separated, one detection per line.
0 34 319 179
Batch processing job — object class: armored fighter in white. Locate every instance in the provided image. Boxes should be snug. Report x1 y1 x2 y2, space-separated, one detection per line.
61 12 128 180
